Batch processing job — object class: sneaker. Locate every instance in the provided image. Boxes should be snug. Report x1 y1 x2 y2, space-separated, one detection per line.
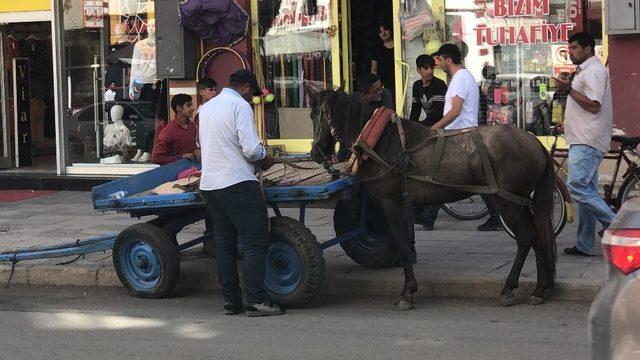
245 301 286 317
477 218 504 231
563 246 595 257
224 302 244 316
421 223 434 231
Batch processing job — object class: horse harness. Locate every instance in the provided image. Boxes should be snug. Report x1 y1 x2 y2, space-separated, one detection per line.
347 107 530 207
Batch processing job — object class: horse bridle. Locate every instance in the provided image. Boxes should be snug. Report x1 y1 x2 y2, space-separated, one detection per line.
311 105 343 178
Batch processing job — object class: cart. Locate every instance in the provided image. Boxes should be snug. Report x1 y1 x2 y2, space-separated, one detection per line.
89 159 374 308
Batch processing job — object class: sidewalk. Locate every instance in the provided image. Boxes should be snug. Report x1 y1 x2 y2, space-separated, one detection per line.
0 191 604 303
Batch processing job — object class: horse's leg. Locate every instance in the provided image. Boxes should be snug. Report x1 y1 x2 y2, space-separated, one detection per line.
495 200 535 306
529 236 555 305
378 197 417 310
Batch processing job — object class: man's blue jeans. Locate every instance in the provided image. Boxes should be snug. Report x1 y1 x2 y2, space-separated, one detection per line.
567 145 615 255
201 181 269 304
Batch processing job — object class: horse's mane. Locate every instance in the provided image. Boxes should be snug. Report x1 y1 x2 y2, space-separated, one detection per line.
320 88 376 156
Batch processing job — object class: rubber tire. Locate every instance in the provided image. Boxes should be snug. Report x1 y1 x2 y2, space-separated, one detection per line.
266 216 325 308
617 174 640 210
501 182 567 239
113 223 180 299
335 194 401 269
441 195 490 220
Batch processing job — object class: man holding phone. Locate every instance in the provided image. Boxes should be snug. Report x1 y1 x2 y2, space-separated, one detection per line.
554 32 614 257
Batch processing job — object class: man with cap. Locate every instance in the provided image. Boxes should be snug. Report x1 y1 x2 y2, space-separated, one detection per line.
198 69 284 317
356 72 394 110
431 43 504 231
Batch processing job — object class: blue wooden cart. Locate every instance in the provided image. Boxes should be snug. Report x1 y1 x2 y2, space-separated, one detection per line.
90 159 375 307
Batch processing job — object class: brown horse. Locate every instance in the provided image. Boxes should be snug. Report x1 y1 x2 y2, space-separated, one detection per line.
309 88 557 309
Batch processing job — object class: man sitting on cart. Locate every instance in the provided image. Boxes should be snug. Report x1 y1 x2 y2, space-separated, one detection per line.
151 94 200 165
198 69 283 317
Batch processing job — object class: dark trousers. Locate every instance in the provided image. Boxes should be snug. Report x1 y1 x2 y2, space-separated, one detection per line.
201 181 269 304
420 194 499 226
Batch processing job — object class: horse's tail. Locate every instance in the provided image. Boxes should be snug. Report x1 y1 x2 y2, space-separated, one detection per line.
532 143 557 283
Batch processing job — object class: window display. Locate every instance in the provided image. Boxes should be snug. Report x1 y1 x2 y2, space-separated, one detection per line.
62 0 169 169
258 0 334 140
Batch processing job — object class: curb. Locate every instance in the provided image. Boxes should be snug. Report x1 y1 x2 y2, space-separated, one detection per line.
0 258 602 303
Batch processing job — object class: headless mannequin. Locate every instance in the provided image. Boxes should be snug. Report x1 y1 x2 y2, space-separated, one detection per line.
130 20 157 163
101 105 133 164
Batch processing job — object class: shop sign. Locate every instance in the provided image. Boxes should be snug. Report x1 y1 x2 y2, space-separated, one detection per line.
13 58 31 167
565 0 583 31
266 0 330 36
474 0 574 46
83 0 109 29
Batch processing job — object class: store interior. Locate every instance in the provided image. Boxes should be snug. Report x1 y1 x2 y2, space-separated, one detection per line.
0 21 55 172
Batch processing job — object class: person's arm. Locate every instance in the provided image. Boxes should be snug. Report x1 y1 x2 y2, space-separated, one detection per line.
371 60 378 75
408 81 421 122
235 103 266 163
371 46 379 75
151 128 182 165
555 71 605 115
432 82 448 120
431 96 464 129
568 89 601 114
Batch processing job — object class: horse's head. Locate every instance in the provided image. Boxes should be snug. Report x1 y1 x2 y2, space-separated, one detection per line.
309 86 337 165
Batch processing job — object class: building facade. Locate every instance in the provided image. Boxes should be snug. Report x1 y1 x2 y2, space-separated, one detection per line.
0 0 634 181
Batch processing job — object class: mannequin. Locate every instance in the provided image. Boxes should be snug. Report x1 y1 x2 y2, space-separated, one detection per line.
130 19 158 163
101 105 133 164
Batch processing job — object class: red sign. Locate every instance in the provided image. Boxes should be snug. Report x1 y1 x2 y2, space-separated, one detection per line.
474 0 575 46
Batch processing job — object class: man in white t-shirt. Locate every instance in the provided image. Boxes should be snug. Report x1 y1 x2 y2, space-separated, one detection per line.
104 81 117 102
431 44 479 130
431 43 504 231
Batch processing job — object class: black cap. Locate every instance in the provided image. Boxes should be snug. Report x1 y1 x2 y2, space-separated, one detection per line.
432 43 462 61
229 69 262 96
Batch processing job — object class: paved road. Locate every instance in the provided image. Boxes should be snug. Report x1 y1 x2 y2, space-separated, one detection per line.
0 286 589 360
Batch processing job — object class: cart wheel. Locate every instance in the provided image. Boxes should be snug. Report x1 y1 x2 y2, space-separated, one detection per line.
113 223 180 299
335 195 401 269
265 216 324 308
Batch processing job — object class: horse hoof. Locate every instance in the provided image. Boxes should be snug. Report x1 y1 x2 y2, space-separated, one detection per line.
499 294 516 307
528 296 544 305
395 299 415 311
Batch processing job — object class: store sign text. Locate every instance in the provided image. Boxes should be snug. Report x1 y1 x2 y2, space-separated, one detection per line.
474 0 574 46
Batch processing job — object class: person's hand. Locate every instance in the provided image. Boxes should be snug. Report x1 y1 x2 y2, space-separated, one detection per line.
182 153 196 161
553 77 571 92
193 149 201 163
254 154 277 171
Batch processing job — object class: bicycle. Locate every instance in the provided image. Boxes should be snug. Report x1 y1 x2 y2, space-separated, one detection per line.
441 195 489 220
501 127 573 239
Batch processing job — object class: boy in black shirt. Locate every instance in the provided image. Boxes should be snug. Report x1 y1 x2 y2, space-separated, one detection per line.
410 55 447 230
408 55 447 126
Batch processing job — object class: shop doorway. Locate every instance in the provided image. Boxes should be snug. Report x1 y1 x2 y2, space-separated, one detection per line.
0 22 56 172
347 0 393 90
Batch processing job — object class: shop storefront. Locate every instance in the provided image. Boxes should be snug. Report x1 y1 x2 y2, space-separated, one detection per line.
0 1 56 172
0 0 608 179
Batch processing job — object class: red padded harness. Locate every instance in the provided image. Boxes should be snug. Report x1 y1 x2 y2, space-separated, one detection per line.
354 107 395 161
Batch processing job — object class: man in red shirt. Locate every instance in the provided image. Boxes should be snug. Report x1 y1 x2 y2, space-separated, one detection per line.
151 93 199 165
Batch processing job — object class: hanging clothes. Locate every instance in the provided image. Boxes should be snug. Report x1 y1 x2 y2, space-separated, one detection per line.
179 0 249 46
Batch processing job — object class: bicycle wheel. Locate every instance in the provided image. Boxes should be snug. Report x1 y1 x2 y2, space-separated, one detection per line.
442 195 490 220
617 174 640 209
502 182 567 239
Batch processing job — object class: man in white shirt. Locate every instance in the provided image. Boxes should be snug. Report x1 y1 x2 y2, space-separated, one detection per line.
104 81 117 102
555 32 614 257
431 43 503 231
198 70 283 317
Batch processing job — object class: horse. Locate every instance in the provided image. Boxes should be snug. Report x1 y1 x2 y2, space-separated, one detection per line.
308 88 557 310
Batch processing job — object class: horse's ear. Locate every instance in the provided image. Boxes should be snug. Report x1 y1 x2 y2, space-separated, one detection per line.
304 81 323 103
